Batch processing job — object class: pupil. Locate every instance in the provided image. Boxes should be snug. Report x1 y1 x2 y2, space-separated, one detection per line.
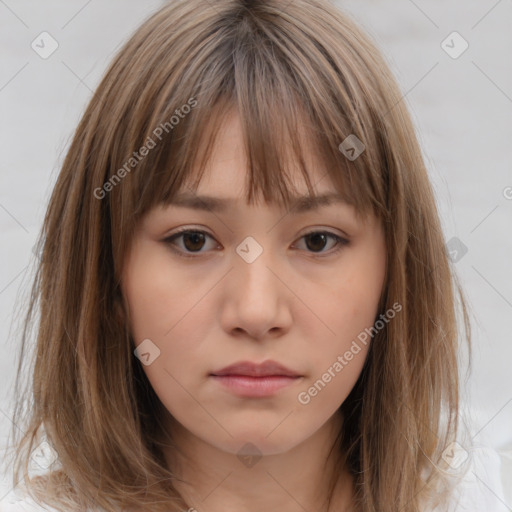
306 233 327 252
184 232 205 251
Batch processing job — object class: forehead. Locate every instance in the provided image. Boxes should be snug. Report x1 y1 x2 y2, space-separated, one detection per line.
178 107 351 209
135 97 377 229
162 191 354 216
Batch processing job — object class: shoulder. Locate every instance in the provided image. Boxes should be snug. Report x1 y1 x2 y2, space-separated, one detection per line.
0 491 52 511
0 487 114 512
423 432 511 511
0 489 90 512
448 443 509 511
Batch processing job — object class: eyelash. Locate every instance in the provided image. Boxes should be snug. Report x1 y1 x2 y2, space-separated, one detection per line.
162 227 349 259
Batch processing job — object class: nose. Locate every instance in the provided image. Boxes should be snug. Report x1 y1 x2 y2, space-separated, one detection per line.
220 241 292 341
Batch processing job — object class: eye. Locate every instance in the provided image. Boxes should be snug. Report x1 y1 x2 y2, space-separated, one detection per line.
162 228 349 258
292 230 349 256
163 228 218 257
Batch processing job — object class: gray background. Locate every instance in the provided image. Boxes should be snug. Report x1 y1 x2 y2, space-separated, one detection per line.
0 0 511 505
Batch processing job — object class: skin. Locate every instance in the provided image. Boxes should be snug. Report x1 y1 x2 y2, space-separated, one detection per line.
121 109 387 512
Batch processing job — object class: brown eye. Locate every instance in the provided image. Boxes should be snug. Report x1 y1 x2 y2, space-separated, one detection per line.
163 228 349 259
181 231 206 252
294 231 349 256
305 232 328 252
163 229 217 257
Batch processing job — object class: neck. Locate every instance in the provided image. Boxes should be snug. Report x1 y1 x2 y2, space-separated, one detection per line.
161 411 355 512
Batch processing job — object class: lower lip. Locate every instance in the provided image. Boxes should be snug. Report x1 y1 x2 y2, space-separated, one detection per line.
210 375 301 397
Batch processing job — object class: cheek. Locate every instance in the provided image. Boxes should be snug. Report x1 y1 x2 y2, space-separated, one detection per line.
122 245 213 385
123 246 198 342
122 253 201 420
294 277 377 416
123 248 163 338
303 239 385 389
328 237 386 337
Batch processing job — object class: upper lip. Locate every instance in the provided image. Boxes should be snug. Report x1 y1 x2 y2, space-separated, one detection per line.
210 360 301 378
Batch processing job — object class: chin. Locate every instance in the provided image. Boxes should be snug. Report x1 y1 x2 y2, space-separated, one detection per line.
213 429 303 459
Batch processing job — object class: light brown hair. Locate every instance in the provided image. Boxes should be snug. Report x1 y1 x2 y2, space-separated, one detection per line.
8 0 471 510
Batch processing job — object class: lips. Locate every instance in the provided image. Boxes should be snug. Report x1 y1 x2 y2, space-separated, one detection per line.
210 360 301 378
210 360 303 398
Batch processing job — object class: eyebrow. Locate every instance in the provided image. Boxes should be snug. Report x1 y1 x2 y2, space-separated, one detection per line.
167 192 350 214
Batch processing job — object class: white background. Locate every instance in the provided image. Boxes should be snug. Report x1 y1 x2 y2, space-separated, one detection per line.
0 0 511 506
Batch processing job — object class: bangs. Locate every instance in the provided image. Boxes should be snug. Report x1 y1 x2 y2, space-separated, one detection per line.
104 0 390 240
140 96 372 220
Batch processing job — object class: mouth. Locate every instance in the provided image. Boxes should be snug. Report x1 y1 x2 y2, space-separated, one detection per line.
211 360 302 378
210 360 303 398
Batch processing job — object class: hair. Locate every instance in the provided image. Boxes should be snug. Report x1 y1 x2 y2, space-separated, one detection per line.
6 0 472 511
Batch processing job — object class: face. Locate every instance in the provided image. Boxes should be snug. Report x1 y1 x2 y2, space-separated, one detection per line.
121 109 387 459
